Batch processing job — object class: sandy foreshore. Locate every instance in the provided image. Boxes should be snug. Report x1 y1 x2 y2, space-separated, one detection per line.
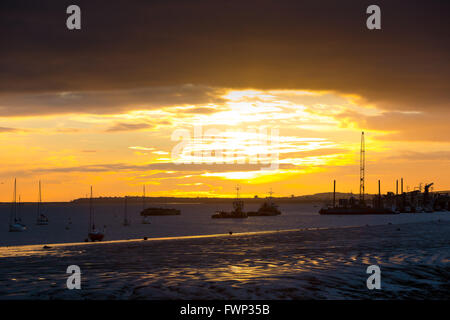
0 220 449 299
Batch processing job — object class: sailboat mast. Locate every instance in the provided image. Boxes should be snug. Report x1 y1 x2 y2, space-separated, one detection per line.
89 186 93 231
13 178 17 221
37 180 41 218
10 179 15 224
18 195 21 218
124 196 128 222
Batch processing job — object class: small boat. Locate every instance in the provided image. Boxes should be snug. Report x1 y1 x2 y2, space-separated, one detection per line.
87 186 105 241
9 222 26 232
141 207 181 216
9 179 26 232
36 181 49 225
65 218 72 230
212 186 248 219
88 226 105 241
142 216 151 224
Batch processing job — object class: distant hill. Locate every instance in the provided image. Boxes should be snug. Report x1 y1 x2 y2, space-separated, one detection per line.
70 192 378 205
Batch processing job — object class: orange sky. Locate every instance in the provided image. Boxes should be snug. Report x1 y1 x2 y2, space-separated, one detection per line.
0 88 449 202
1 1 449 201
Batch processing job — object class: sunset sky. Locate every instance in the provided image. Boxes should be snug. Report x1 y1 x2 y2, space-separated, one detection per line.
0 0 449 201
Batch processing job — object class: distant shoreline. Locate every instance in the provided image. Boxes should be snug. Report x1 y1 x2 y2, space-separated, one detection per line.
1 190 448 205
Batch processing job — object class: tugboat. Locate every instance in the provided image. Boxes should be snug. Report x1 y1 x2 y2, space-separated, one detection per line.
9 179 26 232
212 186 248 219
36 180 49 225
87 186 105 241
248 189 282 216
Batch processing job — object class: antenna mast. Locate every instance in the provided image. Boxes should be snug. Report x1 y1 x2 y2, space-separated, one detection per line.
89 186 93 231
13 178 17 220
359 132 365 204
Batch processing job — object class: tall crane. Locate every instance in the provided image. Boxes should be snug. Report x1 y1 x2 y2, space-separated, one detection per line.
359 132 365 204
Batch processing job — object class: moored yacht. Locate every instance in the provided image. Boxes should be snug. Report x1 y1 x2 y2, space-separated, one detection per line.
9 179 26 232
36 180 49 225
87 186 105 241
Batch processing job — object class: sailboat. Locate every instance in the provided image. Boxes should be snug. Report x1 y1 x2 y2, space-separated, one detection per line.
36 180 49 225
9 179 26 232
123 196 130 226
87 186 105 241
65 217 72 230
141 185 151 224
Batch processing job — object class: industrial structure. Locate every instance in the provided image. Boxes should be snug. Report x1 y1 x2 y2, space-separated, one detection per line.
320 132 450 215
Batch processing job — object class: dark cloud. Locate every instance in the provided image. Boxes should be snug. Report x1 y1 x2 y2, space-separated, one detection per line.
336 110 450 142
106 122 155 132
0 127 21 133
0 85 226 116
0 0 448 115
18 162 297 175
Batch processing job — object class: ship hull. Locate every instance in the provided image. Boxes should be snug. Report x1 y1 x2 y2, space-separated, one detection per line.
141 208 181 216
247 210 281 216
211 216 248 219
9 223 26 232
88 232 104 241
211 211 248 219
